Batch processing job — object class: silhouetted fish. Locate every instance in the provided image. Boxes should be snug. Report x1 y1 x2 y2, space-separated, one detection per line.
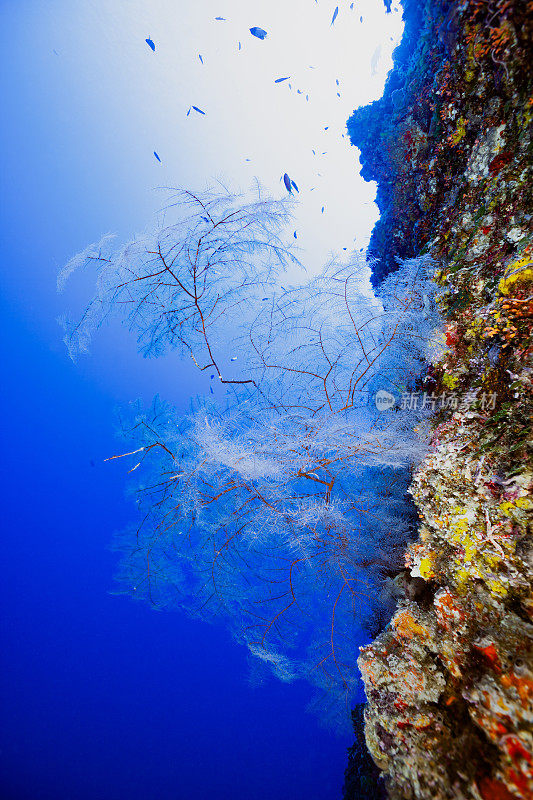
331 6 338 25
153 151 161 162
293 231 297 239
145 37 155 51
215 17 226 21
192 106 206 114
291 179 299 193
371 45 381 76
199 54 204 64
283 173 292 193
250 27 267 40
275 77 290 83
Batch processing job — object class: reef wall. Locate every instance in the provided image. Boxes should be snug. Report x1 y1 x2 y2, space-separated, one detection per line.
345 1 532 798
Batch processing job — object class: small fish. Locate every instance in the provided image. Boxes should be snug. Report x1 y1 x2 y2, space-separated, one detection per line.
283 173 292 193
293 231 297 239
153 151 161 162
210 386 214 394
199 54 204 64
337 92 341 97
336 79 339 86
306 95 309 101
291 179 299 193
230 357 237 362
331 6 339 25
371 45 381 76
238 41 241 50
192 105 206 114
321 206 325 213
53 49 59 56
250 27 267 40
215 17 226 21
312 149 316 155
262 297 268 301
350 2 354 8
275 76 290 83
145 37 155 51
201 216 209 222
187 106 191 116
297 89 302 94
324 126 329 130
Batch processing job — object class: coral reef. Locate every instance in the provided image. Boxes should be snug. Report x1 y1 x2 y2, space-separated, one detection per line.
343 704 388 800
346 1 532 798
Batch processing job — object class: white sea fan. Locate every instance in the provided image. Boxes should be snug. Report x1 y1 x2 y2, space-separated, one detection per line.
57 232 116 292
61 187 443 717
247 644 297 682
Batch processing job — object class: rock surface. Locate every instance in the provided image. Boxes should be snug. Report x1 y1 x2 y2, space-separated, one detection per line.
345 1 532 798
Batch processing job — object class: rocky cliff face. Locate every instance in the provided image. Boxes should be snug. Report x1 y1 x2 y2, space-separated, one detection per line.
345 1 532 798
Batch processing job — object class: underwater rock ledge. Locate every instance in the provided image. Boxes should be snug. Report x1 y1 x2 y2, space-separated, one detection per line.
345 1 532 799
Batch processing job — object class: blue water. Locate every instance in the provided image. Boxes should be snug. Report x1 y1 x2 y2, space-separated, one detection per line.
0 295 351 799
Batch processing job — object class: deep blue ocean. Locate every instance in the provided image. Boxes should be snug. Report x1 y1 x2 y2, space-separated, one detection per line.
0 2 406 796
0 293 352 800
